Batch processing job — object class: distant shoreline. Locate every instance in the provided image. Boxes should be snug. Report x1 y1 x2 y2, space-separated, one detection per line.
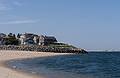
87 51 120 52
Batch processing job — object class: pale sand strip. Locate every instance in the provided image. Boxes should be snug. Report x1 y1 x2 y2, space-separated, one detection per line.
0 50 69 78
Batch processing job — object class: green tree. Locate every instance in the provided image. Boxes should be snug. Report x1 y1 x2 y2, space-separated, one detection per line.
4 37 19 45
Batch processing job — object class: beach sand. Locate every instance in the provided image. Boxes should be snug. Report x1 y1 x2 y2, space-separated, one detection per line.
0 50 69 78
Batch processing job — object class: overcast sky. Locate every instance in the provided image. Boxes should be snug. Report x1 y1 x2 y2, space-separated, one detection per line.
0 0 120 50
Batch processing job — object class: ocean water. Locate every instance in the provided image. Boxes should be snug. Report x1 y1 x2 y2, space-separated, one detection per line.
7 52 120 78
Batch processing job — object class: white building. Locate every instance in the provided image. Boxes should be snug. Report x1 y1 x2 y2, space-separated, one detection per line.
19 33 38 45
19 33 57 46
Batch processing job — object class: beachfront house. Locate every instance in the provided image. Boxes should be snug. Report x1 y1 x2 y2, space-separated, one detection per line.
0 33 6 45
43 36 57 45
19 33 57 46
19 33 39 45
39 35 57 46
39 35 45 45
0 33 6 38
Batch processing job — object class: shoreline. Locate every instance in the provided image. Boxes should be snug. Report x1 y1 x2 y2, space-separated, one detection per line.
0 50 70 78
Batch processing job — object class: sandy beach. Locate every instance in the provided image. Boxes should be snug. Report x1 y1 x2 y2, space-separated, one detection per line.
0 50 68 78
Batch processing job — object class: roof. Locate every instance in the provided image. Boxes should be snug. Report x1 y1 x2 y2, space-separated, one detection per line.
0 33 6 38
21 33 38 38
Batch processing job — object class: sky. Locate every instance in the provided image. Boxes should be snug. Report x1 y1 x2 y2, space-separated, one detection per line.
0 0 120 50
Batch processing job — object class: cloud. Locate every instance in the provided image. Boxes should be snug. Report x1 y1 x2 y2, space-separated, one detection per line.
0 3 11 11
0 20 39 25
0 0 22 11
0 6 10 11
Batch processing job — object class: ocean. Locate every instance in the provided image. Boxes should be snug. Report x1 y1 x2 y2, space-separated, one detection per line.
6 52 120 78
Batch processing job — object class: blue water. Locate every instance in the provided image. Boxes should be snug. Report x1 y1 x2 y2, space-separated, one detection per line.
7 52 120 78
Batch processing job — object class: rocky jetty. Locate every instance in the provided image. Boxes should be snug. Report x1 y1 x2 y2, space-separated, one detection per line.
0 45 87 54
